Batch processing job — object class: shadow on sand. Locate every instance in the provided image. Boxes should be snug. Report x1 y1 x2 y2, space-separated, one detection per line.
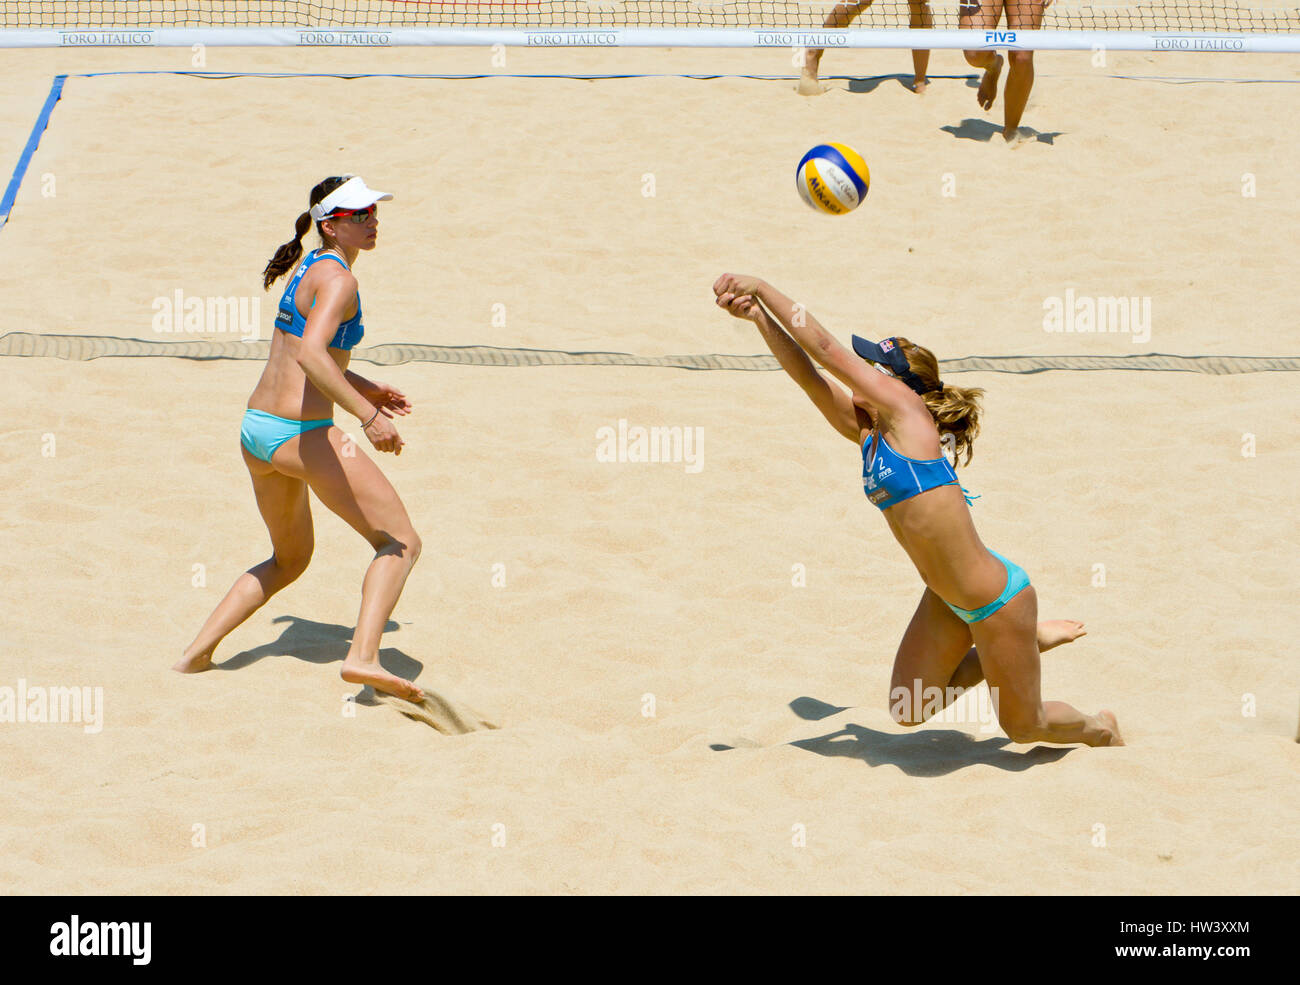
214 614 421 691
845 73 925 94
941 117 1063 144
711 696 1072 776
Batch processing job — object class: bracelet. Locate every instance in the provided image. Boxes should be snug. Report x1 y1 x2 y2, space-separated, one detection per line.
361 408 380 429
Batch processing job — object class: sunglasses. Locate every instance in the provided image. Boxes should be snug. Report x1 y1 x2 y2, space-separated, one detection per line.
325 203 378 224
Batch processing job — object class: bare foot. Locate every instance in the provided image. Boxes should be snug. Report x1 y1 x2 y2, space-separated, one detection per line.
172 648 214 674
1096 709 1124 746
1003 126 1032 147
912 77 929 94
797 70 825 96
341 656 424 702
977 54 1003 110
798 49 825 95
1037 619 1086 652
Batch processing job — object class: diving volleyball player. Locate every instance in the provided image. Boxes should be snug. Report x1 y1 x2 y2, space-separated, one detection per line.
174 175 425 702
713 274 1122 746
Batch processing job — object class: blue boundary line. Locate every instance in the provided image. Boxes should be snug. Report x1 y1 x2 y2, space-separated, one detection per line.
62 69 1300 83
66 70 958 80
0 74 66 233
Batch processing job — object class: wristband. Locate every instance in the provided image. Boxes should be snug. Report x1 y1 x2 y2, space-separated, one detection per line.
361 408 380 429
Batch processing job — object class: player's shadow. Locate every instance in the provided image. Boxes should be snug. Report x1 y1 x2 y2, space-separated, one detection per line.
844 73 974 94
845 73 921 94
790 722 1071 776
215 614 422 686
711 696 1072 776
941 117 1063 144
789 696 849 720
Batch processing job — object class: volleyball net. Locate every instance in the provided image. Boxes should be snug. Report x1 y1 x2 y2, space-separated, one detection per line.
3 0 1300 49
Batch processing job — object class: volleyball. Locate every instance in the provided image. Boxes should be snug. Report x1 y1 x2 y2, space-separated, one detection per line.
796 143 870 215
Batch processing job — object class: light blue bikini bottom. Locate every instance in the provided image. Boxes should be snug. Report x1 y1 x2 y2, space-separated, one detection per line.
943 550 1031 624
240 408 333 463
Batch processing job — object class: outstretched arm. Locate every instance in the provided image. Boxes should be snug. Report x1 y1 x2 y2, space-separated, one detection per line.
714 275 863 441
715 274 908 418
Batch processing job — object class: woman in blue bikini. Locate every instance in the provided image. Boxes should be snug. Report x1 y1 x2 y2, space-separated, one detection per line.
174 175 424 702
713 273 1121 747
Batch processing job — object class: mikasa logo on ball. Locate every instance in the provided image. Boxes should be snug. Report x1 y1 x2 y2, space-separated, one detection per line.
796 143 870 216
808 176 838 211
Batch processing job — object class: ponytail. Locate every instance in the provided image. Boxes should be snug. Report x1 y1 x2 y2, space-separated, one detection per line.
892 336 985 467
262 210 312 290
261 175 350 290
922 382 984 468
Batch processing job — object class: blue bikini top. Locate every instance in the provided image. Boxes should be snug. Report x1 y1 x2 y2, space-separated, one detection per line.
862 431 978 511
274 249 364 350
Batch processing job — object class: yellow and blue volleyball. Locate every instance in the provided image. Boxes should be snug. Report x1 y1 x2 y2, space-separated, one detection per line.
796 142 870 215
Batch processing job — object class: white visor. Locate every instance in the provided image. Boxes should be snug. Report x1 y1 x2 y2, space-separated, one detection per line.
309 175 393 221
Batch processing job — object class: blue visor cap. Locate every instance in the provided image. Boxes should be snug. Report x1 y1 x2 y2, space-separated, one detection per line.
850 336 942 395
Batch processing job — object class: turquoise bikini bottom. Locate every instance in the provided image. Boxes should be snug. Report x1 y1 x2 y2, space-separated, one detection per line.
240 408 333 463
943 550 1031 625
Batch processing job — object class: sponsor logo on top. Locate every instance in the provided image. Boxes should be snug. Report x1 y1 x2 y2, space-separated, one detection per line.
60 30 155 46
298 30 393 46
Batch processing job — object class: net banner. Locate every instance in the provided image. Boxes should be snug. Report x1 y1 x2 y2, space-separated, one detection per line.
2 1 1299 49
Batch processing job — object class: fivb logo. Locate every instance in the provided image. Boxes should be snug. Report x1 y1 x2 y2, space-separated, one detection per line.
50 915 150 965
1042 289 1151 344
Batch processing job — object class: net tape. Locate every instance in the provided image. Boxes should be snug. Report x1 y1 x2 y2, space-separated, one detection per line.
5 0 1300 32
2 332 1296 374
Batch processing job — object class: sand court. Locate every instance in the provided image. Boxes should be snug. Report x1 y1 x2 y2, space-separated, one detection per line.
0 43 1297 894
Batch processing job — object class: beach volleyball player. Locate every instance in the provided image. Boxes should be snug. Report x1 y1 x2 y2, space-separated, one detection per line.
799 1 935 95
799 0 1050 143
957 0 1051 142
712 274 1122 746
174 175 425 702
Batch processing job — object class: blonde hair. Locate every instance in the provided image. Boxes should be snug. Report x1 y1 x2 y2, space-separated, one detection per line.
892 336 984 467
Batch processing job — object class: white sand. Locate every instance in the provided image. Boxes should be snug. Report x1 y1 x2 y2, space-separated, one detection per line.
0 42 1297 894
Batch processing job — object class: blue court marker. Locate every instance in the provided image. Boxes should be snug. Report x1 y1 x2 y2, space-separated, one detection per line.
0 74 66 234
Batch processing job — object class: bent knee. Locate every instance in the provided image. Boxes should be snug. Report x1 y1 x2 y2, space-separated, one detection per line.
1008 50 1034 68
887 686 927 728
274 550 313 582
374 532 423 563
379 530 421 563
